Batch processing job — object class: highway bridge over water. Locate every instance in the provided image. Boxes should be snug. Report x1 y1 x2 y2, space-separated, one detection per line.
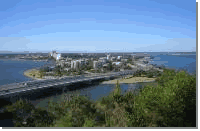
0 70 136 98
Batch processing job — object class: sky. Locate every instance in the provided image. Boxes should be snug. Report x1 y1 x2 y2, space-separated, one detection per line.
0 0 196 53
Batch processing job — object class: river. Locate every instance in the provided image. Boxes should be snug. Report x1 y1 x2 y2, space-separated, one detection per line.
0 52 196 108
0 52 196 127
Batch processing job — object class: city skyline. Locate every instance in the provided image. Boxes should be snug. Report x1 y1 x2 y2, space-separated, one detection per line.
0 0 196 53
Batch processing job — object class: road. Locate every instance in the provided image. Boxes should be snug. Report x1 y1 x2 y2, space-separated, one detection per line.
0 70 135 95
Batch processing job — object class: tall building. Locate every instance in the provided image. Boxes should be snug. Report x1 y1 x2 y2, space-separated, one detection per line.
56 53 61 60
93 61 98 69
71 60 76 69
117 56 122 61
50 51 61 61
107 54 111 60
71 60 80 69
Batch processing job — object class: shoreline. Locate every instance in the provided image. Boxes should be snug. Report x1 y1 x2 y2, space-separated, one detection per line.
102 75 156 84
23 67 157 83
23 68 44 80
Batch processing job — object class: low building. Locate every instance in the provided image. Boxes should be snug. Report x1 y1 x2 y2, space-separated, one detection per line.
117 56 122 61
93 61 102 69
64 62 71 66
127 64 137 69
112 62 122 67
120 68 124 71
63 68 71 72
135 62 153 71
121 59 128 62
79 59 86 66
111 57 116 61
66 57 72 61
103 63 109 67
48 66 55 71
98 59 106 64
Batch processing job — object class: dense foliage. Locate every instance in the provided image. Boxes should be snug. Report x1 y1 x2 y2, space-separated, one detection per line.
3 69 196 127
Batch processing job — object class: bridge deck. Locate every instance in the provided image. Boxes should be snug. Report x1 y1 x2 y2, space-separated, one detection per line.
0 70 136 96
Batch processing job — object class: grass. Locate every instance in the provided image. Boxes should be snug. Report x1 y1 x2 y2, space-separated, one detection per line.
2 68 196 127
102 76 156 84
133 68 163 78
24 69 44 79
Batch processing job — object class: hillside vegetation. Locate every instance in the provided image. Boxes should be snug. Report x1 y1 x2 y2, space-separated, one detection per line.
3 68 196 127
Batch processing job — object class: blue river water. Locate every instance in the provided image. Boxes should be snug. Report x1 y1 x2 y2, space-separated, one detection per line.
0 53 197 127
148 52 196 74
0 53 196 108
0 59 55 86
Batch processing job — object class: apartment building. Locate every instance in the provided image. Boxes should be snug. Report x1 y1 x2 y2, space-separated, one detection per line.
107 54 111 61
93 61 98 69
112 62 122 67
71 60 79 69
117 56 122 61
98 57 107 64
111 57 116 61
71 59 86 69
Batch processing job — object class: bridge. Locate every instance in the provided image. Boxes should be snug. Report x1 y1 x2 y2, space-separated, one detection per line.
0 70 136 98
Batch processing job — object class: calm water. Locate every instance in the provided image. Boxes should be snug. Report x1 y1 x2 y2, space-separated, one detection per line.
0 53 196 127
148 52 196 74
0 59 55 86
0 52 196 108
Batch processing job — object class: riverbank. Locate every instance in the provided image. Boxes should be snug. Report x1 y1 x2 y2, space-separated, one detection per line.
102 75 156 84
1 68 196 127
23 69 44 80
23 67 157 84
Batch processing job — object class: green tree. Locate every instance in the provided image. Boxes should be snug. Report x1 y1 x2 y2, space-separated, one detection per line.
107 63 113 71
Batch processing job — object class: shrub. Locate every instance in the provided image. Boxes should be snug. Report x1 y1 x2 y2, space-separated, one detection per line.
4 99 56 127
124 69 196 127
83 119 96 127
4 68 195 127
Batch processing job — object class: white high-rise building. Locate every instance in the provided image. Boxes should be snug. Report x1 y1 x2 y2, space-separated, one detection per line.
71 60 81 69
93 61 98 69
117 56 122 61
50 51 61 61
107 55 111 60
56 53 61 60
71 61 74 68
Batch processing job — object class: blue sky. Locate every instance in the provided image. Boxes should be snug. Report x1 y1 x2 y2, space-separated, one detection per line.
0 0 196 53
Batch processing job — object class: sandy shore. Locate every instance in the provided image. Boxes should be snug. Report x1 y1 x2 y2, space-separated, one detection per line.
102 75 156 84
23 68 156 84
23 69 44 80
